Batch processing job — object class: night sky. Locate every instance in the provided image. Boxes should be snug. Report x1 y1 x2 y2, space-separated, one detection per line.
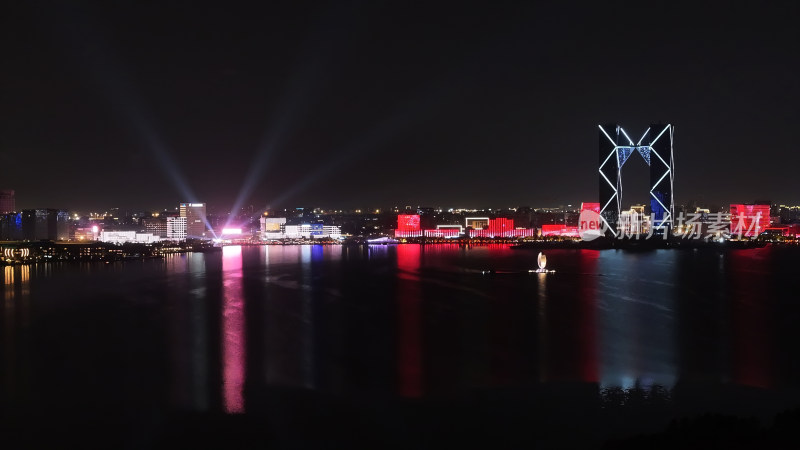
2 1 798 212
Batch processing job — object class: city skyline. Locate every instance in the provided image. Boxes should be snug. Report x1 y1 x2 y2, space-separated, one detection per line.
5 194 800 217
4 3 800 447
3 2 799 211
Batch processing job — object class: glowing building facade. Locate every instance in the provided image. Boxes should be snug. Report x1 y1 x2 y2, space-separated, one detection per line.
99 231 161 244
730 204 770 237
599 124 674 235
283 224 341 239
618 206 651 236
541 224 580 237
394 214 534 238
257 217 340 240
424 229 461 238
260 217 287 240
180 202 208 239
581 202 601 214
468 217 516 237
167 216 187 241
424 224 464 238
465 217 490 229
395 214 422 238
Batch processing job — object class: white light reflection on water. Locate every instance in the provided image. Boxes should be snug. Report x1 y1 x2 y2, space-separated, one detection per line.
189 253 209 411
597 250 677 389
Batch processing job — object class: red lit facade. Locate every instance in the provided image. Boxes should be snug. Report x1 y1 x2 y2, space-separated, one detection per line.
396 245 423 397
396 214 422 238
469 228 536 238
488 218 513 236
395 214 535 239
730 204 770 237
397 214 421 231
581 202 601 213
541 224 580 237
512 228 536 238
424 229 460 238
467 218 527 238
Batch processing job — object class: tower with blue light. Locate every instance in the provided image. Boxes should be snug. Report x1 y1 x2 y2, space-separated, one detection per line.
598 124 674 236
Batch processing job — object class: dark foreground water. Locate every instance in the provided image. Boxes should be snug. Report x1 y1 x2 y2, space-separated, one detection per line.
2 244 800 448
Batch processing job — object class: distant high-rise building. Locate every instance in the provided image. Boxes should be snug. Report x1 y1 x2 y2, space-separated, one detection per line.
20 209 69 241
179 202 208 239
167 216 187 241
0 190 15 213
0 212 23 240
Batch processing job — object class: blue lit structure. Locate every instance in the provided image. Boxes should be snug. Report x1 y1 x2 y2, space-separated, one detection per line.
598 124 674 236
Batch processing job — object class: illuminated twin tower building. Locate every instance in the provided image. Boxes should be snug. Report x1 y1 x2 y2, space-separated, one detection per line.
165 202 208 240
598 123 675 236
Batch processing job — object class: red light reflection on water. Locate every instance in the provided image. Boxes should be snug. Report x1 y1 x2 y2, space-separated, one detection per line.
222 246 246 413
541 250 599 383
577 250 599 383
729 248 774 389
396 245 423 397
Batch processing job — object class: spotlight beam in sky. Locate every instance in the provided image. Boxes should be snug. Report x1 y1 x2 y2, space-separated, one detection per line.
224 37 331 224
224 4 362 226
49 4 201 210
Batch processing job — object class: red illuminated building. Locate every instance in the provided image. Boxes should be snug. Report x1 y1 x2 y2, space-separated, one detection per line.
730 204 770 237
539 202 598 238
487 217 512 236
512 228 536 238
394 214 536 239
541 224 580 237
395 214 422 238
424 229 460 238
467 218 534 238
581 202 601 213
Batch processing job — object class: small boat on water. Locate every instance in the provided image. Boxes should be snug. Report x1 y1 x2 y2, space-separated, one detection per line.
366 237 399 245
479 252 555 275
529 252 555 273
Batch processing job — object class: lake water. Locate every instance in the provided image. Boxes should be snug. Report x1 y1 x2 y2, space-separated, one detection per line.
2 244 799 446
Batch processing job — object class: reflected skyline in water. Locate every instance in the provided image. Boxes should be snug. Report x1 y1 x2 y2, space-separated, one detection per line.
1 244 797 417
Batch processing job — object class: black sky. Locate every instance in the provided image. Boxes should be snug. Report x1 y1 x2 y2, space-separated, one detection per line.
2 1 798 212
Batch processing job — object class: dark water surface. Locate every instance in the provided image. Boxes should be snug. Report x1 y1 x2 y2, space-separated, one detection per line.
2 244 800 447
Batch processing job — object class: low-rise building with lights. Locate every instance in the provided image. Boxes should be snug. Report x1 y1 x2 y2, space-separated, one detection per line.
99 231 161 244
